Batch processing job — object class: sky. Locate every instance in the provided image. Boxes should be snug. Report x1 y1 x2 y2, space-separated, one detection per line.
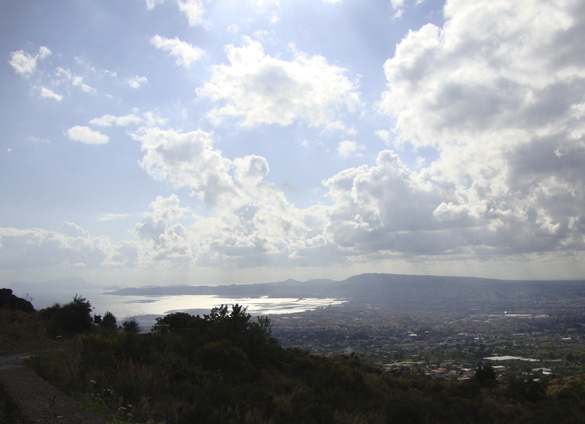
1 0 585 287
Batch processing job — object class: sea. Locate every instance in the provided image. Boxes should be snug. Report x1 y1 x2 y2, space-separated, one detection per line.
16 288 345 329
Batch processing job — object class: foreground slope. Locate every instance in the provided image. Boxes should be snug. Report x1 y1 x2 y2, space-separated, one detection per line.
25 304 585 424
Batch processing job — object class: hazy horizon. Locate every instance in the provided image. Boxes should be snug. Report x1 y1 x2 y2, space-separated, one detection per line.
8 272 585 294
8 272 585 329
2 0 585 287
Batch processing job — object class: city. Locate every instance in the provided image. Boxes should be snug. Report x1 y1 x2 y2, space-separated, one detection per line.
271 296 585 381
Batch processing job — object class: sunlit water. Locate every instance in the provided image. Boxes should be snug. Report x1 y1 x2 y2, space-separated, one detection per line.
22 288 345 329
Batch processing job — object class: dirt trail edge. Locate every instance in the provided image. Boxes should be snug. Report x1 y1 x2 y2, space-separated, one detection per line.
0 361 108 424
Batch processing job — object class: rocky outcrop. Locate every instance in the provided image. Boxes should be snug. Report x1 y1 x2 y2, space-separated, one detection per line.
0 289 34 313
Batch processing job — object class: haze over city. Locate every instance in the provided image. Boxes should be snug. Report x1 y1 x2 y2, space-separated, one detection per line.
2 0 585 287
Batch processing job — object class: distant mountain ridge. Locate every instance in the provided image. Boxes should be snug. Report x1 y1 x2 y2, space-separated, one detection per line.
6 273 585 312
6 276 115 310
9 276 101 292
104 273 585 311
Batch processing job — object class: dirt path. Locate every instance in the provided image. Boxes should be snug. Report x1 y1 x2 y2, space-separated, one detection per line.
0 354 108 424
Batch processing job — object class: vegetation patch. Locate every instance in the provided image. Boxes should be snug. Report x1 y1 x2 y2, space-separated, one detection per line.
18 299 585 423
2 291 585 423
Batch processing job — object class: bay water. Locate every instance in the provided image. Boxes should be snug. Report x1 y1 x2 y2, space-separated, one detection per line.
17 288 344 329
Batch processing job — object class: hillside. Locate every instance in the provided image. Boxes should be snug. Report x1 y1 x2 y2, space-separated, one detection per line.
23 304 585 424
1 290 585 424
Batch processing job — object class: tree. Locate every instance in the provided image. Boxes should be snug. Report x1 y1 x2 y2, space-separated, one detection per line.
205 304 252 336
100 311 117 332
474 364 497 388
202 304 278 365
55 295 93 333
121 318 140 334
257 315 272 338
156 312 201 331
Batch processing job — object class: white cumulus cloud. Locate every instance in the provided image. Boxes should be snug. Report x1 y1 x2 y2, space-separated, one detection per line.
135 127 237 207
143 0 208 28
390 0 405 17
9 46 51 77
196 38 362 129
40 87 63 101
90 114 141 127
133 215 168 245
126 75 148 89
227 24 240 34
98 213 133 222
59 222 90 238
132 126 324 267
72 76 95 93
177 0 207 27
67 126 109 145
144 0 167 10
149 194 189 220
337 140 365 158
371 0 585 258
150 35 205 67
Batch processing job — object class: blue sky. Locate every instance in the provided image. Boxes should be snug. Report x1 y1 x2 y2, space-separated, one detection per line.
2 0 585 287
